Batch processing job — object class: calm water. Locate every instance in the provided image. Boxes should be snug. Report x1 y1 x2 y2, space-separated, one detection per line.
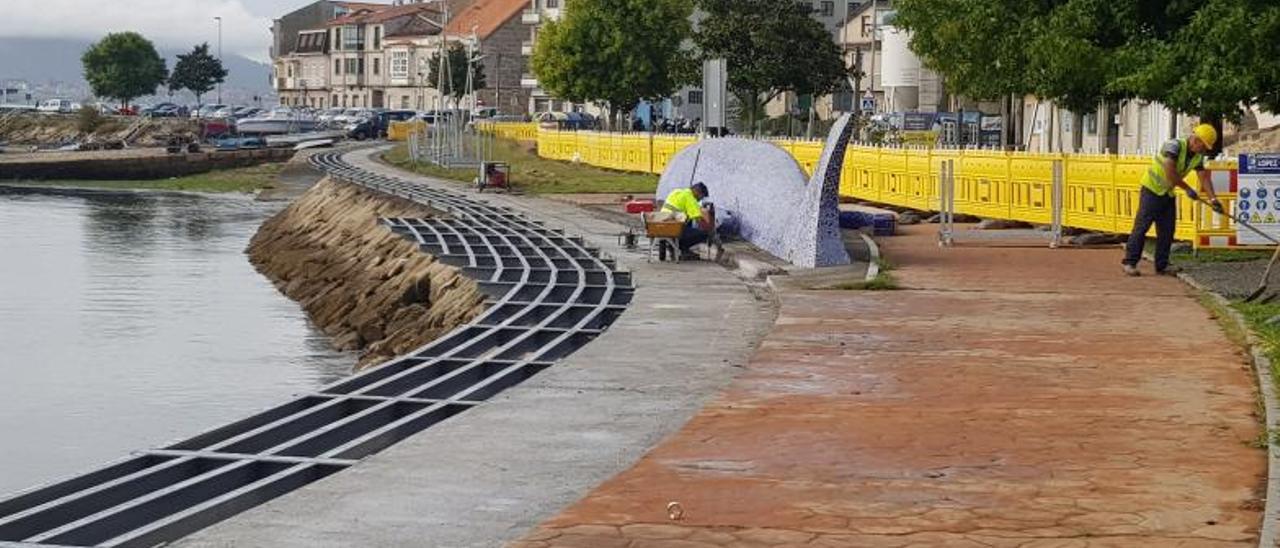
0 186 354 496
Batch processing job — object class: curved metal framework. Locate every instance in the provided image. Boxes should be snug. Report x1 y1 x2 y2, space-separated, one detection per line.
0 148 633 547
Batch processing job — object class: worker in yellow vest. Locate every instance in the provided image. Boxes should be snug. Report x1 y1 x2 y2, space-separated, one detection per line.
1122 124 1224 276
660 182 714 260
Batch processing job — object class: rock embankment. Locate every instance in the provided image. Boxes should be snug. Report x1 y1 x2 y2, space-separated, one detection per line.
249 177 485 370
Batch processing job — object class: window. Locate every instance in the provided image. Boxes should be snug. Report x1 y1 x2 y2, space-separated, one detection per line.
546 0 559 7
344 58 359 75
332 94 338 106
334 58 341 75
391 50 409 78
861 15 872 37
820 1 834 16
287 65 293 78
1084 112 1098 135
373 57 380 75
848 1 858 16
357 57 365 75
688 90 703 105
333 27 341 51
401 95 410 109
342 25 363 51
373 26 381 50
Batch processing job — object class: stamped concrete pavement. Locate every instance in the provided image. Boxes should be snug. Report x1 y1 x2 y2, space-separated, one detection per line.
515 225 1265 548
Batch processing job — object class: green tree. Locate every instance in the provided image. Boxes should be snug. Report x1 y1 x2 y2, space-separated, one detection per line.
531 0 693 127
81 32 168 109
1113 0 1280 122
169 43 227 107
694 0 847 134
429 43 487 107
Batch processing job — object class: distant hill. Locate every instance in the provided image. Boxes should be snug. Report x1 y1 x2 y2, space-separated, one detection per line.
0 37 271 95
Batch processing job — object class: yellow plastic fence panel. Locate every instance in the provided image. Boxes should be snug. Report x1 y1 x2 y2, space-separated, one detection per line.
1111 156 1147 235
1062 155 1120 233
791 141 824 178
842 145 881 202
645 134 695 175
485 122 538 141
878 148 913 209
956 150 1013 221
999 152 1050 226
387 120 425 142
904 148 936 211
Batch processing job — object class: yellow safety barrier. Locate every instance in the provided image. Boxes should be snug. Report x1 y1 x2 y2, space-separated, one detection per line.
511 128 1252 248
476 121 538 142
387 120 426 142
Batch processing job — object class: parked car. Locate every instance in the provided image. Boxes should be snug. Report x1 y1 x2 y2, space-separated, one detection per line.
191 104 226 118
347 109 417 140
149 103 184 117
231 107 263 120
37 99 78 114
317 107 346 125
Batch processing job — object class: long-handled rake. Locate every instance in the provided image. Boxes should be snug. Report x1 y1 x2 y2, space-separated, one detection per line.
1193 196 1280 302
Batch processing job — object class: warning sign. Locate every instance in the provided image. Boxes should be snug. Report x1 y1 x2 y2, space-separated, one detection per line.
1238 154 1280 245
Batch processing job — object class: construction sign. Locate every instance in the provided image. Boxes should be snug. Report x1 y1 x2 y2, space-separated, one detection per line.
1237 153 1280 245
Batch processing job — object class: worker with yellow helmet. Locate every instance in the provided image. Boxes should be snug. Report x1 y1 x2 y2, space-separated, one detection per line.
1121 123 1224 276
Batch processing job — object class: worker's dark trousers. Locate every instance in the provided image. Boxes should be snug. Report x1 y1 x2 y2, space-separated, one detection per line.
1123 187 1177 271
679 222 708 252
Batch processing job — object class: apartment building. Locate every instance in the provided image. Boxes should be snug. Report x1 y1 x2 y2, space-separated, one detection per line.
272 0 531 113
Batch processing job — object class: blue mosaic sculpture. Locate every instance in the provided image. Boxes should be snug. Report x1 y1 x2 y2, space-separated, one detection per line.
655 113 854 268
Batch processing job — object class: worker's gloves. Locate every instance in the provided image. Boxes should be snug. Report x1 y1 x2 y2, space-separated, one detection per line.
1211 199 1226 214
1185 188 1201 202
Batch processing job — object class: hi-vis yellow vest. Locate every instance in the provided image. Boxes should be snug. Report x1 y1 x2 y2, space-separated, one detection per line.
1140 139 1203 196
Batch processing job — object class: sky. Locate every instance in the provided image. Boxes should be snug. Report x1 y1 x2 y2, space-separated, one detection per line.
0 0 344 62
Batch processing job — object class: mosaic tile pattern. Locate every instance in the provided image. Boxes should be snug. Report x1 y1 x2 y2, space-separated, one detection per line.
656 114 854 267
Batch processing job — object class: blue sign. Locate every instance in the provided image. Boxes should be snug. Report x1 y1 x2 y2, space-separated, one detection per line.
1242 154 1280 174
860 96 875 113
1261 188 1270 199
1241 200 1252 211
1242 187 1253 199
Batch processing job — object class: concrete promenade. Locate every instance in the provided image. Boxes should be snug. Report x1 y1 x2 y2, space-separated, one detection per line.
516 226 1266 547
174 148 777 547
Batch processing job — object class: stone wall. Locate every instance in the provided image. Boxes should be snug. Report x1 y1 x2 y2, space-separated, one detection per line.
249 177 486 370
0 148 295 181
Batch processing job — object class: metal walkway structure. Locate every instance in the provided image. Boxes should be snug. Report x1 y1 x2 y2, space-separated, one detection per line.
0 148 634 547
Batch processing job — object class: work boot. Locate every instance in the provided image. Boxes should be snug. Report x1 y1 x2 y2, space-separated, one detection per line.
1156 265 1182 276
1122 264 1141 277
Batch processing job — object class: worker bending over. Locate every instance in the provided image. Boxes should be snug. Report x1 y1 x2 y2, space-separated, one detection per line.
662 182 715 258
1122 124 1224 276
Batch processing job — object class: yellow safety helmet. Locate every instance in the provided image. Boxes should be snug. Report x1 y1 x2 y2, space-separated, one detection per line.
1193 123 1218 148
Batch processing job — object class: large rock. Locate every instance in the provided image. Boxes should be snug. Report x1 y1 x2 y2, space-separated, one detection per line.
248 177 485 371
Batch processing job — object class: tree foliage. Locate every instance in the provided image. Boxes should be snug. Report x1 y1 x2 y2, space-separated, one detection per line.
896 0 1280 119
81 32 168 108
169 43 227 106
693 0 847 132
429 42 487 105
531 0 693 121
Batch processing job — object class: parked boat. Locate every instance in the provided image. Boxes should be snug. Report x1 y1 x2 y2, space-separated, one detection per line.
234 107 319 135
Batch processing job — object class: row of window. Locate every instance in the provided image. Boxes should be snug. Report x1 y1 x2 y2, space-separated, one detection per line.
332 56 388 77
800 1 862 17
331 25 382 52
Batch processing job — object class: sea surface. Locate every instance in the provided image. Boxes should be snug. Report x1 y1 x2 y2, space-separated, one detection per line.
0 186 353 496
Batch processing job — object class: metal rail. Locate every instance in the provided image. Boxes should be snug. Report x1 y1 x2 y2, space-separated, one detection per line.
0 147 633 547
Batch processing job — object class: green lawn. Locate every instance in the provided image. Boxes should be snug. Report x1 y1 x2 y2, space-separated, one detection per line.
382 139 658 195
9 162 285 193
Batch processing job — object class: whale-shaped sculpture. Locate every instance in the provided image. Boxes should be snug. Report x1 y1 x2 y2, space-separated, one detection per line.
655 113 854 268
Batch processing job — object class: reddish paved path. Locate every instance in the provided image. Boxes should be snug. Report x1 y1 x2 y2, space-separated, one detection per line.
512 226 1265 548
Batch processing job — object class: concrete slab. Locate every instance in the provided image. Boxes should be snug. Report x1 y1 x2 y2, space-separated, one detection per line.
516 224 1265 548
173 147 777 548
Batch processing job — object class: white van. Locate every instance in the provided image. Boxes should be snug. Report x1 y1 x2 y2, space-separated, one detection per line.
36 99 76 114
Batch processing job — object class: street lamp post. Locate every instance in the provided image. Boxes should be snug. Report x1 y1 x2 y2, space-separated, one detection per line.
214 16 223 104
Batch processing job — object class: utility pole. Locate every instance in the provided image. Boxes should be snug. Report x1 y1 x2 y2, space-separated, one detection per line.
214 16 223 104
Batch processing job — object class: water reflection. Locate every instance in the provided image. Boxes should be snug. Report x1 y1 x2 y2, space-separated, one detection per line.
0 186 354 496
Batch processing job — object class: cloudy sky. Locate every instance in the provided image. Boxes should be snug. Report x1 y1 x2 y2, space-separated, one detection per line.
1 0 328 61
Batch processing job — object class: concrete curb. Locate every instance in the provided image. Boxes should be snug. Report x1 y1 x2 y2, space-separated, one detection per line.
860 232 881 282
1175 271 1280 548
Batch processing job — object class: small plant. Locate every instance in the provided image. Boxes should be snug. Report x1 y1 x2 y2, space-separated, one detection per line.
77 105 105 134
